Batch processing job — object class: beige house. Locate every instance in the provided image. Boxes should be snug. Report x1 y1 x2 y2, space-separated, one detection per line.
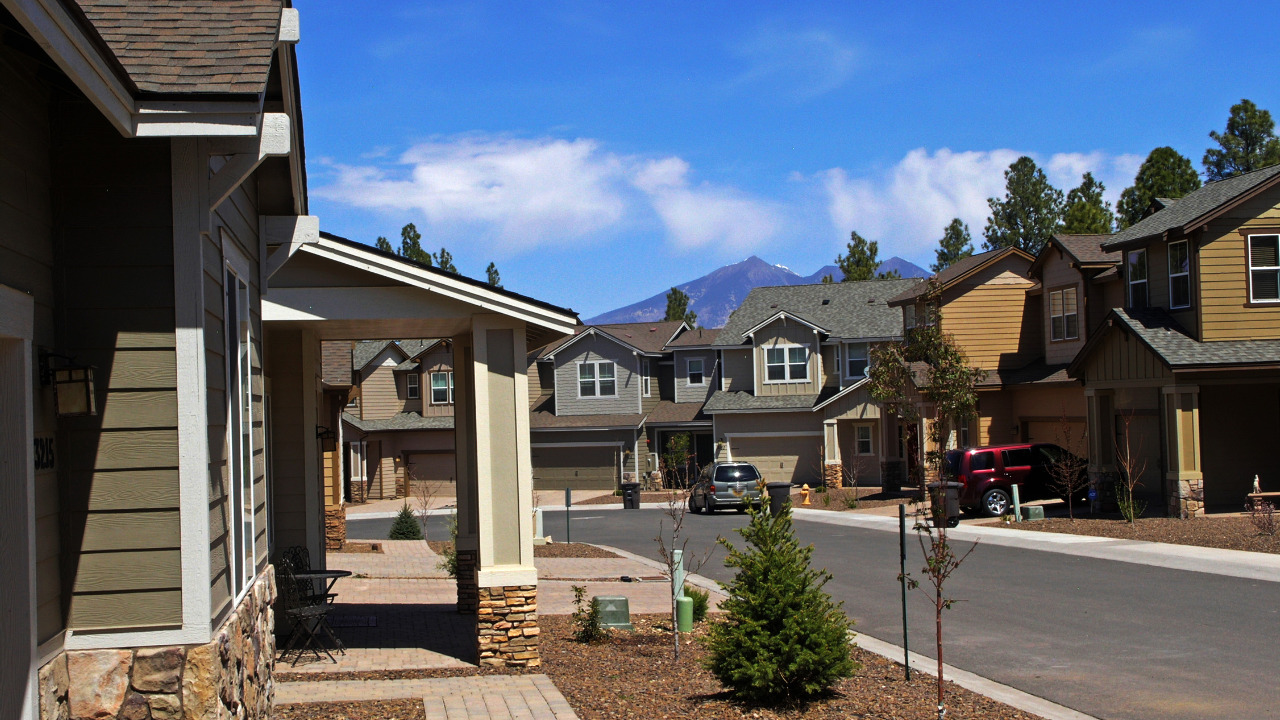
1069 165 1280 515
707 279 923 488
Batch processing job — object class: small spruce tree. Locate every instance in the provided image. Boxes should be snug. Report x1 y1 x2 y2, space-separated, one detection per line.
703 505 856 705
388 502 424 540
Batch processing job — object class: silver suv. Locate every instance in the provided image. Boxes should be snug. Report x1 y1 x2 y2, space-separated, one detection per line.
689 461 765 514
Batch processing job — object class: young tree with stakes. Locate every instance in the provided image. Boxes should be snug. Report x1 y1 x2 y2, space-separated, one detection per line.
1114 413 1149 522
653 484 707 659
1047 412 1089 520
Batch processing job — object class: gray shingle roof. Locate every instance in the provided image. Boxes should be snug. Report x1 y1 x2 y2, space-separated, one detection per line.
1108 308 1280 368
354 339 441 372
530 412 646 430
342 412 454 433
1103 164 1280 249
713 278 922 346
702 389 839 413
76 0 282 95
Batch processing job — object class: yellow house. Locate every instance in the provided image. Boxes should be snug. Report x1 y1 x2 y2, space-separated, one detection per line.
1069 164 1280 516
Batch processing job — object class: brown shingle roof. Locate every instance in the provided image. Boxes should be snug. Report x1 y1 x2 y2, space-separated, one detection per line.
646 401 710 425
75 0 282 95
666 327 720 348
538 321 685 358
530 412 646 430
1053 234 1119 266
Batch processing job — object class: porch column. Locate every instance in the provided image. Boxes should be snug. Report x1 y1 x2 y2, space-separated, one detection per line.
1085 388 1116 512
456 315 539 667
1162 385 1203 517
264 326 324 564
823 420 842 488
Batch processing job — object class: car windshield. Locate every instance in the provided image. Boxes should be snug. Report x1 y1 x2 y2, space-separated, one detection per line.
715 465 761 482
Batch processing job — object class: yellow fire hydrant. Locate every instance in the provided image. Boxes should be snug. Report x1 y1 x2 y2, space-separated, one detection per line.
800 484 811 505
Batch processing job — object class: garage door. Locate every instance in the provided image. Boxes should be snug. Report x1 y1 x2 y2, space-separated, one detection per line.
1023 421 1086 449
729 436 821 485
532 446 618 490
406 452 456 484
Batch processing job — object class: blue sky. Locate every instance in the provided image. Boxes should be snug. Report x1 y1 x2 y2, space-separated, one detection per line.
294 1 1280 320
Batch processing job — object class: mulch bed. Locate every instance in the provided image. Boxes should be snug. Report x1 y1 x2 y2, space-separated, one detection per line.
423 541 621 559
277 615 1043 719
797 487 919 511
1017 515 1280 554
274 698 424 720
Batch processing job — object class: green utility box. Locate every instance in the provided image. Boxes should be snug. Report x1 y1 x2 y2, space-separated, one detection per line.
1019 505 1045 521
676 595 693 633
592 596 634 630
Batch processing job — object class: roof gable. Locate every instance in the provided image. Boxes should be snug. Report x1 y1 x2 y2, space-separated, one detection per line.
888 246 1034 305
715 278 922 345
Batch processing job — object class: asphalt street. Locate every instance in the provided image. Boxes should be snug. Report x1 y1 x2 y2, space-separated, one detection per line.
347 509 1280 720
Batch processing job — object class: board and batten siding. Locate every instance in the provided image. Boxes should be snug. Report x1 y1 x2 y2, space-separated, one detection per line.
51 95 183 632
752 318 821 397
1079 329 1172 384
553 334 640 415
941 258 1036 372
0 40 63 644
1198 189 1280 341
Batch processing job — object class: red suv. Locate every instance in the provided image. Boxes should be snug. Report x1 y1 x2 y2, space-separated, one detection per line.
943 443 1086 517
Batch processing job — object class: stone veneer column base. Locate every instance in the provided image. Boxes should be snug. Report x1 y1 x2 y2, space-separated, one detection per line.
456 549 478 614
325 506 347 550
1172 477 1206 518
476 585 540 668
823 464 843 489
38 568 276 720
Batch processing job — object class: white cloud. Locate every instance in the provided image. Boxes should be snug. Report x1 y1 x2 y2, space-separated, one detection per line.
731 26 861 99
633 157 781 253
822 148 1143 260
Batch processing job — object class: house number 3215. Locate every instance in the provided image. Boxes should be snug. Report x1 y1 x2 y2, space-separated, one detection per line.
34 437 55 471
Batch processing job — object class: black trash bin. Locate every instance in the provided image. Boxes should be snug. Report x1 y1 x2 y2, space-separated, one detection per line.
621 482 642 510
927 481 962 528
765 482 793 516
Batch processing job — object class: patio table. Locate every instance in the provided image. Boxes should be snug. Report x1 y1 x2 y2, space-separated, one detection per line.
293 569 352 598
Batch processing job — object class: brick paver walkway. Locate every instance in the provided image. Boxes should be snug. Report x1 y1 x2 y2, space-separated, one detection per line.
276 675 579 719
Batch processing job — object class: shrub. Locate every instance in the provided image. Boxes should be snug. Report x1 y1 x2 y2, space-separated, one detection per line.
844 494 859 510
1247 499 1277 536
704 505 857 705
438 513 459 578
688 586 710 623
570 585 606 643
388 503 423 540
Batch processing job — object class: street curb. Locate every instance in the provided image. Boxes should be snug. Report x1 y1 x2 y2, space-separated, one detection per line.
852 634 1102 720
586 544 725 596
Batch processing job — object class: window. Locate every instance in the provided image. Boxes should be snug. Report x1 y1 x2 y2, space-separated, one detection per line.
845 342 869 378
1127 249 1148 309
225 266 255 598
959 420 970 449
406 373 419 399
903 304 916 329
855 425 872 455
1168 240 1191 308
764 345 808 382
1049 287 1079 341
1248 234 1280 302
687 358 705 386
1002 448 1033 467
642 359 651 397
578 361 616 397
430 371 453 404
970 451 995 471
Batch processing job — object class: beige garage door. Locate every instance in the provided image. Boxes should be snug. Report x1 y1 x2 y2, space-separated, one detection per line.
1024 421 1086 450
532 446 618 490
407 452 456 484
729 436 821 485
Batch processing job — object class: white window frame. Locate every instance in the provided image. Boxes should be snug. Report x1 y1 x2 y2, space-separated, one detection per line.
1247 234 1280 303
1127 249 1148 309
642 359 651 397
763 344 809 384
349 440 368 482
855 425 873 455
687 357 705 386
223 249 256 603
1167 240 1191 309
1048 286 1079 341
430 371 453 404
844 342 869 379
576 360 617 397
406 372 420 399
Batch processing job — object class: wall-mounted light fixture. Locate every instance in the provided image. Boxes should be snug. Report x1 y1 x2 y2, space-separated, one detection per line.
40 350 97 417
316 425 336 452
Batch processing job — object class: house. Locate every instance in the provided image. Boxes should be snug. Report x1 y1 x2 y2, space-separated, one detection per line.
0 2 309 718
1068 164 1280 516
649 327 720 481
706 279 924 488
528 321 687 489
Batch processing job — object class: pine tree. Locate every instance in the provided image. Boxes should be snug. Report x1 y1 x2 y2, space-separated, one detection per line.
388 503 423 540
486 262 502 288
836 231 900 282
664 287 697 326
1060 172 1116 234
932 219 974 272
375 236 393 253
434 247 457 273
1203 99 1280 181
1116 147 1201 228
704 505 856 704
399 223 432 266
982 156 1064 255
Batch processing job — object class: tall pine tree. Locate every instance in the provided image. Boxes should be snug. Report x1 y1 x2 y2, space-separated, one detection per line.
1203 99 1280 181
932 219 974 272
664 287 697 326
836 231 899 281
399 223 432 266
375 236 393 253
1060 172 1116 235
486 262 502 288
1116 147 1201 228
434 247 457 273
982 156 1064 255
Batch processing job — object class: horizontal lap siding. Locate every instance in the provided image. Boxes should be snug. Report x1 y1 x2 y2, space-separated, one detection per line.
1200 195 1280 340
721 348 752 392
1040 254 1087 365
553 334 640 415
943 282 1034 371
52 96 180 631
674 350 715 404
420 346 455 417
360 350 406 420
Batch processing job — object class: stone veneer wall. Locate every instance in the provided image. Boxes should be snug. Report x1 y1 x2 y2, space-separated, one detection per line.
325 506 347 550
39 569 276 720
822 464 842 489
456 549 477 614
476 585 539 667
1171 477 1205 518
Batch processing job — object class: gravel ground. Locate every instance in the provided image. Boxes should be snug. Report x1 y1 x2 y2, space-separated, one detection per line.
1017 515 1280 554
274 698 425 720
423 541 621 559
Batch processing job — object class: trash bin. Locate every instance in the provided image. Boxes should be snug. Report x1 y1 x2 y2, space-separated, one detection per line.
621 482 642 510
766 481 793 516
927 481 962 528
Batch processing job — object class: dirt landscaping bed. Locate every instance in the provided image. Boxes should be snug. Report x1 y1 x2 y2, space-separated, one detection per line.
1016 515 1280 554
795 487 919 512
424 540 621 559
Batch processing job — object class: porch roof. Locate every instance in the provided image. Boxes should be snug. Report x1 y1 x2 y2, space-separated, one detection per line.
1069 307 1280 375
342 412 454 433
646 401 711 425
529 411 646 430
702 387 842 414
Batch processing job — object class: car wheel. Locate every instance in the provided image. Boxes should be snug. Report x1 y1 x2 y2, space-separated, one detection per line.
706 496 717 514
689 496 703 515
736 505 747 513
981 488 1011 518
